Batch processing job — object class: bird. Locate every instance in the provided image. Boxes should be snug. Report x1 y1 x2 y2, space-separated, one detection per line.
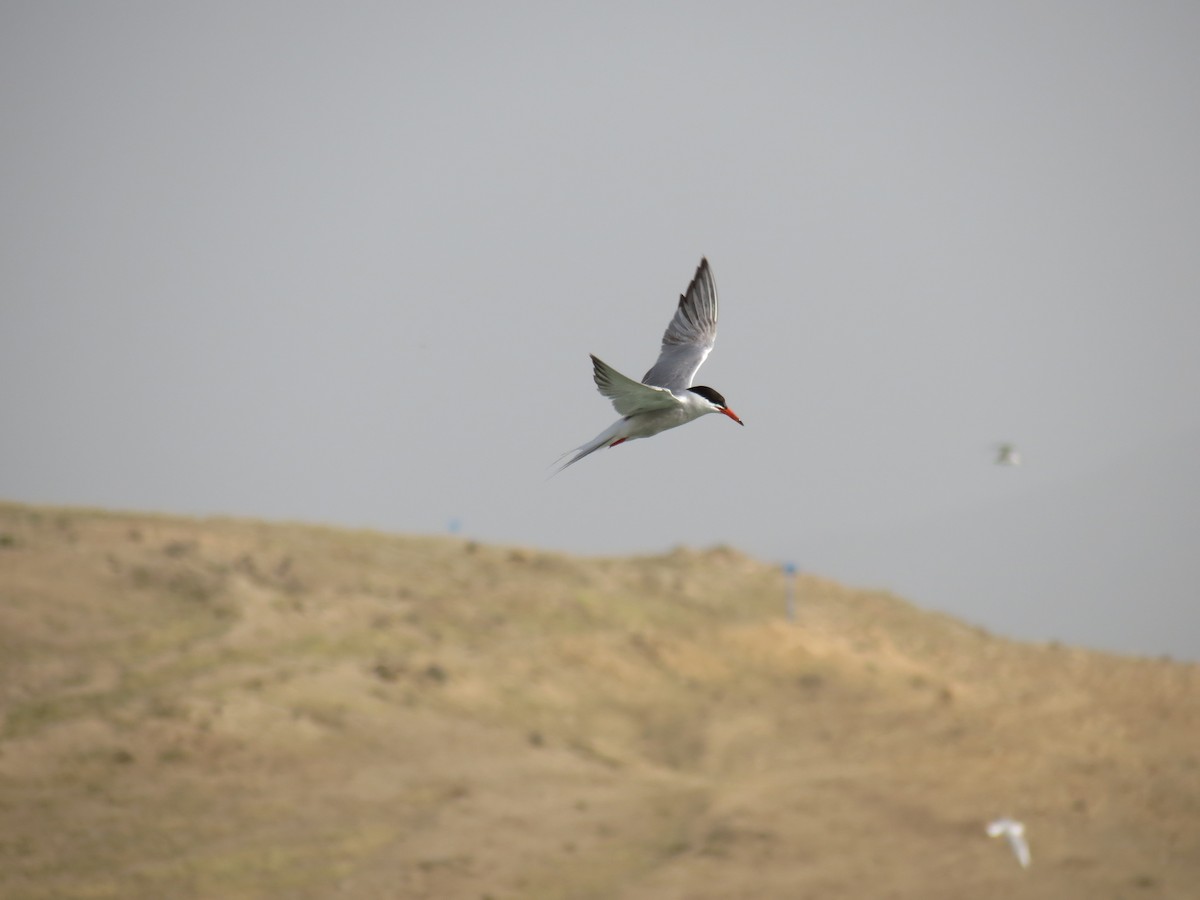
557 258 743 471
994 443 1022 466
987 817 1031 868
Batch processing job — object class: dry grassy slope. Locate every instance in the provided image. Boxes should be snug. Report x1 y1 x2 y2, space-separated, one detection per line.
0 501 1196 900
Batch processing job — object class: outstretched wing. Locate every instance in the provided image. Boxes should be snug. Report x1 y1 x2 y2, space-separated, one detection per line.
641 257 718 390
1010 831 1031 868
591 355 680 416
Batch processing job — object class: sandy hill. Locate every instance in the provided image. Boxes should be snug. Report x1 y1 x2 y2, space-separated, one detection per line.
0 502 1196 899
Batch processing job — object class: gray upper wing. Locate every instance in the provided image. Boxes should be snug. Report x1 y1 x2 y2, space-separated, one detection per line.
641 258 718 390
591 355 680 416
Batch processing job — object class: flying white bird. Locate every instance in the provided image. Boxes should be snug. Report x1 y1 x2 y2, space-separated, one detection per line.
994 443 1022 466
987 817 1031 868
557 258 743 471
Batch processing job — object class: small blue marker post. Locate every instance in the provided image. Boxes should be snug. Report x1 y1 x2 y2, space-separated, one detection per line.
447 517 462 535
783 562 798 622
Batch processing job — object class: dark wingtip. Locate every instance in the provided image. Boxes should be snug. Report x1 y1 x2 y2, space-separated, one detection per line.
675 258 712 309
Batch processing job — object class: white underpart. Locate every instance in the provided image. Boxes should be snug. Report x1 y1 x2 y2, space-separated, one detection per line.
557 387 722 471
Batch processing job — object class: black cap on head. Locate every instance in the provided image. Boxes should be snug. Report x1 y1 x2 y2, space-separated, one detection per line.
687 385 728 408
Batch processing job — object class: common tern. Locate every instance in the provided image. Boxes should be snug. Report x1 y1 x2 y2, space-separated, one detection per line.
987 817 1031 868
558 258 743 471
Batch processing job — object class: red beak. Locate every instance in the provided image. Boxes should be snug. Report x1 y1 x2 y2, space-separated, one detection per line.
721 407 744 426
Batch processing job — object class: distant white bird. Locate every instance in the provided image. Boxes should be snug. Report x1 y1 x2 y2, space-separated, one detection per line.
994 443 1022 466
987 817 1031 868
557 258 743 471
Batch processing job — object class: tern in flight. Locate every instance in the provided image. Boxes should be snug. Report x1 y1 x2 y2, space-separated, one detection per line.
995 443 1022 466
987 817 1031 868
558 258 743 471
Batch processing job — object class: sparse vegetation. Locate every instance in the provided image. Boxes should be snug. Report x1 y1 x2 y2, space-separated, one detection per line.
0 501 1197 899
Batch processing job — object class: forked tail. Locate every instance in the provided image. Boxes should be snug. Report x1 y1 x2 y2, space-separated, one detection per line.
553 421 626 474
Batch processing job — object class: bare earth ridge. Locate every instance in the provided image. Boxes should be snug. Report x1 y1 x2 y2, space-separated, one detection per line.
0 502 1196 899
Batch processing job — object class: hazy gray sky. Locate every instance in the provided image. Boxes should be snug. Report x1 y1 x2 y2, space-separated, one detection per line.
3 3 1198 659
